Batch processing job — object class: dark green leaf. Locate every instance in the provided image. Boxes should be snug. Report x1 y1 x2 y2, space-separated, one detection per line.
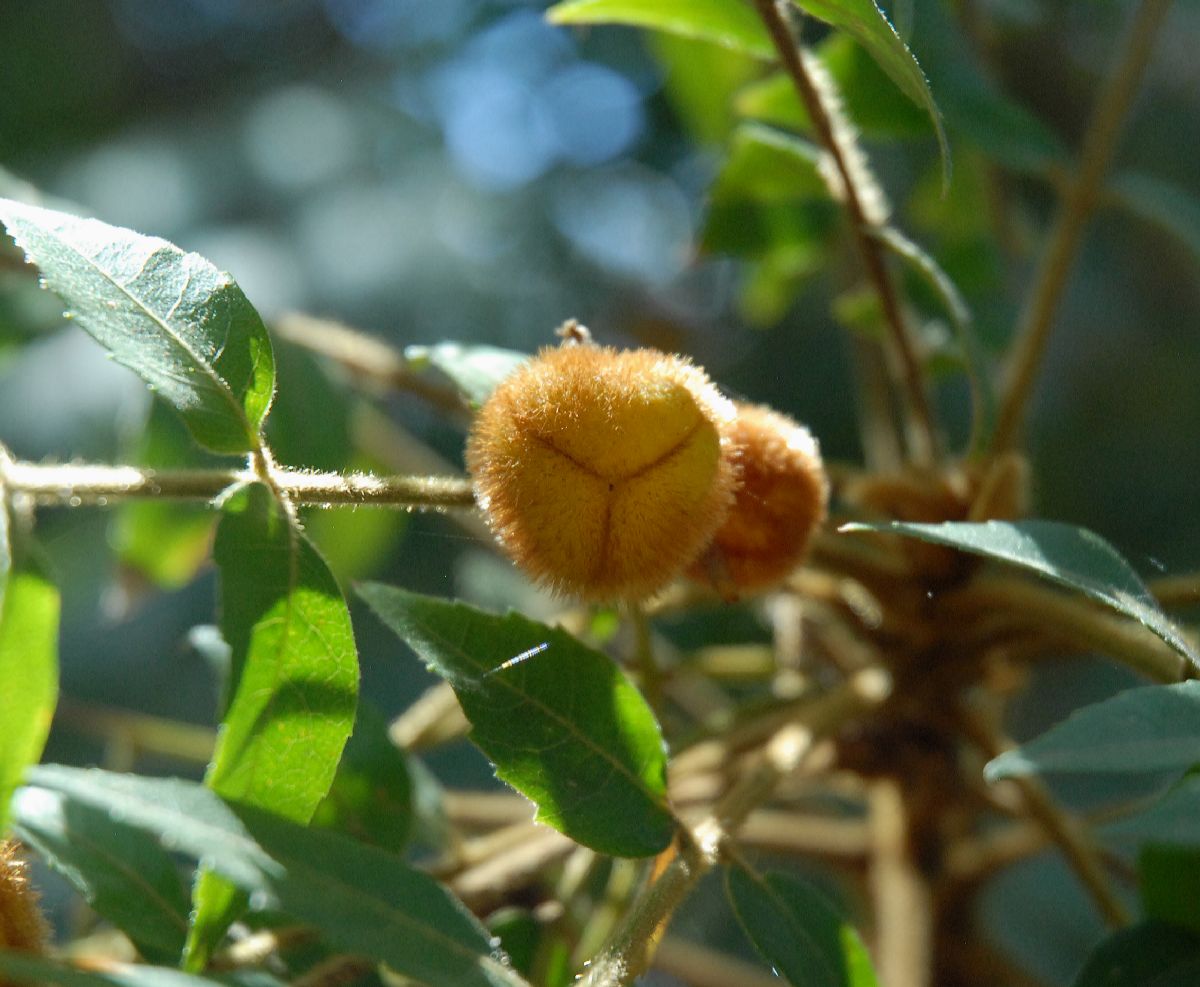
1103 776 1200 848
15 767 529 987
0 198 274 454
1140 844 1200 935
265 344 351 472
1071 922 1200 987
986 681 1200 781
725 865 879 987
789 0 949 183
404 342 528 408
839 520 1198 667
546 0 774 58
112 398 220 589
358 585 674 858
189 483 358 965
0 533 59 831
0 954 284 987
12 784 191 963
311 702 412 853
1109 171 1200 267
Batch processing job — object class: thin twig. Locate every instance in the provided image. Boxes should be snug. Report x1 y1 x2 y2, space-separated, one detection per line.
577 668 891 987
869 779 932 987
653 937 786 987
993 0 1175 452
0 458 476 510
1150 573 1200 609
750 0 939 465
959 707 1132 928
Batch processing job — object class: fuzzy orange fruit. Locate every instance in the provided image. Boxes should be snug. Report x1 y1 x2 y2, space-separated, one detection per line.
689 402 828 595
466 342 738 600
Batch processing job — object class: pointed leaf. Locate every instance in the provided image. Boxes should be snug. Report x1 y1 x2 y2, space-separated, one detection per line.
986 681 1200 781
546 0 774 58
789 0 949 184
0 954 284 987
358 585 673 858
0 198 274 454
725 865 879 987
0 532 59 832
840 520 1198 667
189 484 358 965
403 342 528 408
12 786 191 963
1103 775 1200 848
14 767 529 987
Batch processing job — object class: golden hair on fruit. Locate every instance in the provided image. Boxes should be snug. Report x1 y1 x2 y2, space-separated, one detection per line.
466 331 738 600
689 402 828 596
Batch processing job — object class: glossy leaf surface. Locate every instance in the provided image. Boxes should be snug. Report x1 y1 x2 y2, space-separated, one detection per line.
841 520 1198 666
359 584 673 857
725 865 879 987
986 681 1200 781
547 0 773 58
15 767 528 987
0 199 274 454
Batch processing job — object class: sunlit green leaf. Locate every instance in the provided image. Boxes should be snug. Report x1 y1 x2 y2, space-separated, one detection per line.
725 865 879 987
0 199 275 454
840 520 1198 667
712 124 828 203
189 483 358 966
1140 844 1200 935
15 767 529 987
651 33 761 145
12 783 191 963
986 681 1200 781
0 953 284 987
0 528 58 832
358 585 674 858
1071 922 1200 987
546 0 773 57
790 0 949 183
404 342 528 408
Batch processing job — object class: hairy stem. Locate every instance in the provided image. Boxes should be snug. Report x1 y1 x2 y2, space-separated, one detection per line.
0 459 476 510
750 0 939 466
993 0 1174 452
578 668 890 987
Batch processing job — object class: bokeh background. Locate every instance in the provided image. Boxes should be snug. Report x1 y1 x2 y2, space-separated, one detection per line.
1 1 1199 982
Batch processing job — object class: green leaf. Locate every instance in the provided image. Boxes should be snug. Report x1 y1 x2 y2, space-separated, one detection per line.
1103 775 1200 848
1109 171 1200 267
985 681 1200 781
0 954 284 987
189 483 358 965
403 342 528 408
839 520 1199 667
546 0 774 58
789 0 949 184
725 865 879 987
712 124 829 204
1140 844 1200 935
358 585 674 858
0 198 275 454
311 702 412 853
112 398 221 589
15 767 529 987
0 533 59 832
12 783 191 963
651 33 761 145
1071 922 1200 987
